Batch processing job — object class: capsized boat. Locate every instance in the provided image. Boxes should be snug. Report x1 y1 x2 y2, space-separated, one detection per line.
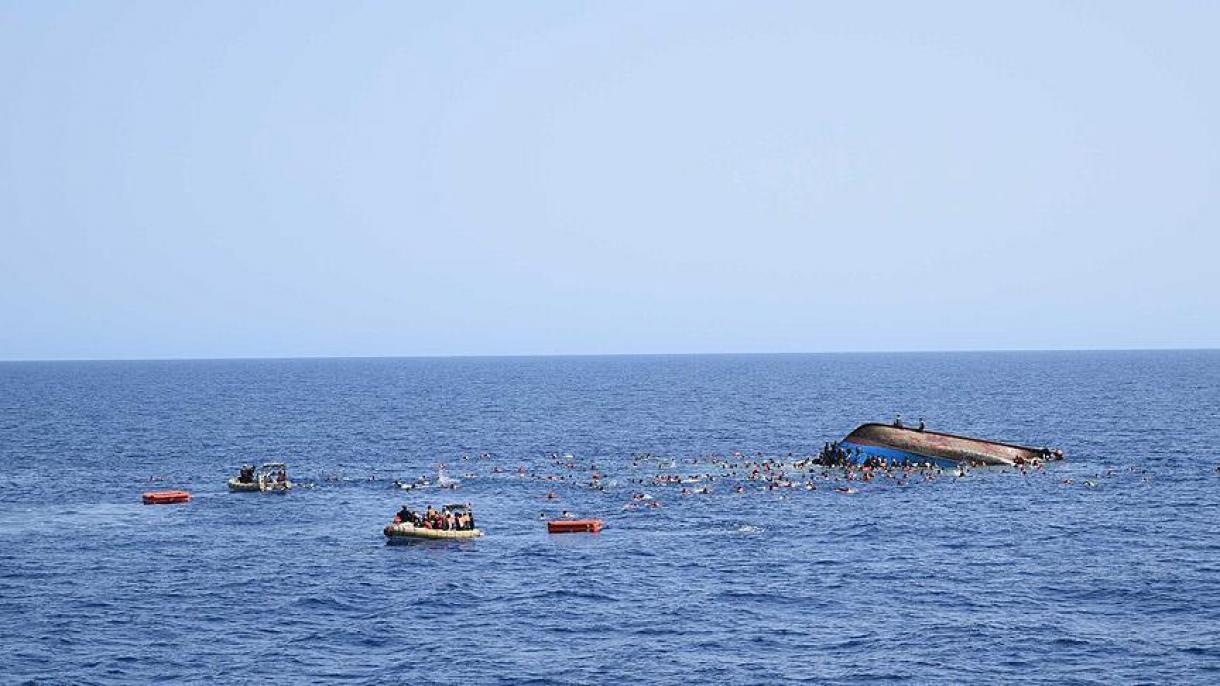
838 423 1062 467
228 462 294 492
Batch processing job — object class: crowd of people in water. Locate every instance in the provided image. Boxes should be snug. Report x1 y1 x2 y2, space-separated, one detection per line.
399 443 1067 510
241 430 1106 535
375 441 1088 528
177 418 1149 542
394 504 477 531
306 419 1092 530
276 427 1151 538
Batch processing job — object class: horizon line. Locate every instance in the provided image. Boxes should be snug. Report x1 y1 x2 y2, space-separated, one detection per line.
0 346 1217 364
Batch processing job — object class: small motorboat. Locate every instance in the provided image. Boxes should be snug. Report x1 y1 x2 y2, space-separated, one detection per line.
547 519 604 534
228 462 294 492
143 490 191 505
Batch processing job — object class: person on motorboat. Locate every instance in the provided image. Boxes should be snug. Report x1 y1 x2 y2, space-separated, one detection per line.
893 414 904 428
238 465 255 483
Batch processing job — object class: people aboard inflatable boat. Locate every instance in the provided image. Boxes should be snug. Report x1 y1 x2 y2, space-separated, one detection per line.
385 503 482 541
394 503 477 531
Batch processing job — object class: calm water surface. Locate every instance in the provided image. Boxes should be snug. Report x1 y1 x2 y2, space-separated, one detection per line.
1 352 1218 684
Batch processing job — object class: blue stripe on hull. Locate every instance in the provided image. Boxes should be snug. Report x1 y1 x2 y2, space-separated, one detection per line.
839 441 958 468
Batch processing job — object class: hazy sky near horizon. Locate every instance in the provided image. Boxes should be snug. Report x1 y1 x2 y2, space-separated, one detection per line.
2 2 1217 360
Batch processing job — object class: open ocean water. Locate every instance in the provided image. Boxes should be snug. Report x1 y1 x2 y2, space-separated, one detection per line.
1 351 1218 685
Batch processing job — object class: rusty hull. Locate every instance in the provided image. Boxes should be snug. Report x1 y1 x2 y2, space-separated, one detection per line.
841 423 1051 466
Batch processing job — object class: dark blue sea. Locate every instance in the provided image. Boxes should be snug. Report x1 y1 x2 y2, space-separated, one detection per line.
2 352 1219 685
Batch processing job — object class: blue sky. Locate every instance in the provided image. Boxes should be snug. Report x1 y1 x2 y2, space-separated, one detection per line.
1 2 1217 359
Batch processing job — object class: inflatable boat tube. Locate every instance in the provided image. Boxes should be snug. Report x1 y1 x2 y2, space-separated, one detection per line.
383 522 483 541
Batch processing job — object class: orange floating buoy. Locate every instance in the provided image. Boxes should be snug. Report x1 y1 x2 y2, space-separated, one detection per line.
547 519 603 534
142 490 191 505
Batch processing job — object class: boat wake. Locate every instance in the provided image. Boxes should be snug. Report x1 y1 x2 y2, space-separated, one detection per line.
437 467 460 489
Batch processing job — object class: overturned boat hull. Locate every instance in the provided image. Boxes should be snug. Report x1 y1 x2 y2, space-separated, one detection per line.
839 423 1055 467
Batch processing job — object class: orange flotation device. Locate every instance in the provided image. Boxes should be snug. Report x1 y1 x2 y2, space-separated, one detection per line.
142 490 191 505
547 519 603 534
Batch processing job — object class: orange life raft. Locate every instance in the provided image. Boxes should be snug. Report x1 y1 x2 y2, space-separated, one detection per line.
142 490 191 505
547 519 603 534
